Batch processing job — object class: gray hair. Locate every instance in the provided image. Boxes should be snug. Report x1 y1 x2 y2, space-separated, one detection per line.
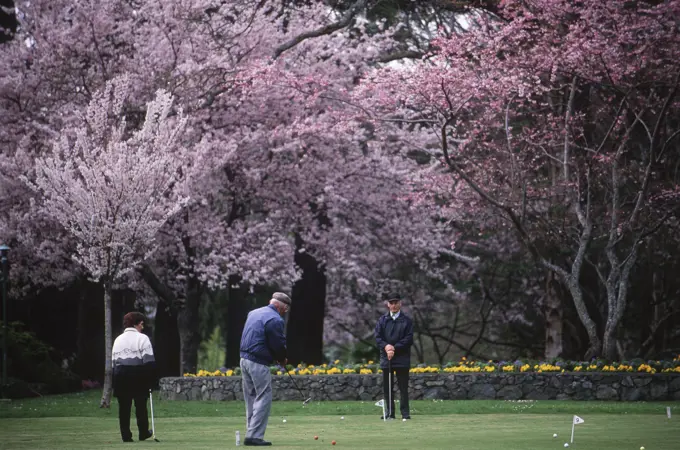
271 292 292 306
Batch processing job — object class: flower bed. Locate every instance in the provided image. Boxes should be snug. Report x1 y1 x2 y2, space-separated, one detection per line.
163 357 680 402
183 356 680 377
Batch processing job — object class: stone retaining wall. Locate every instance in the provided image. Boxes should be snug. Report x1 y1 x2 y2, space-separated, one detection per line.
160 373 680 401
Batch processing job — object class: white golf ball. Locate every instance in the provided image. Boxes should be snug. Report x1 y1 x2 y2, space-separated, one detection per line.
553 433 558 438
402 418 407 422
564 443 569 448
340 416 344 420
641 447 645 450
282 419 287 423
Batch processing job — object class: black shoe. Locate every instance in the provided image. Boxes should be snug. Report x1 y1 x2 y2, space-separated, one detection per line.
122 437 133 443
139 430 153 441
244 437 272 446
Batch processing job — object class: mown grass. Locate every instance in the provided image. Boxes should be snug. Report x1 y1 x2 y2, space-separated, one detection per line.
0 391 679 449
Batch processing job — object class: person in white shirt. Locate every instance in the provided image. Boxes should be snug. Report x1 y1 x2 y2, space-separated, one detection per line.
112 312 157 442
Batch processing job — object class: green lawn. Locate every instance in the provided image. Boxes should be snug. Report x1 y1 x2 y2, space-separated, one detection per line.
1 391 679 449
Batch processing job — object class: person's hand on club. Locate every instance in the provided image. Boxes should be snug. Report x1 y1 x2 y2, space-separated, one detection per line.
385 344 395 360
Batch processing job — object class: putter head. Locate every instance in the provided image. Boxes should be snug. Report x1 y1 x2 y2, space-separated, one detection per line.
303 397 312 405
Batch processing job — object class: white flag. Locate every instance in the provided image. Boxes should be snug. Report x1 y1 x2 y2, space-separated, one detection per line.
375 399 384 407
573 415 585 425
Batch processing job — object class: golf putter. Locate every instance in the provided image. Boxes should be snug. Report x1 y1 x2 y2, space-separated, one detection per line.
279 364 312 405
388 359 393 419
149 390 160 442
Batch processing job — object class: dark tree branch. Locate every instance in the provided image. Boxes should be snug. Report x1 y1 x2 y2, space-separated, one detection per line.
273 0 369 59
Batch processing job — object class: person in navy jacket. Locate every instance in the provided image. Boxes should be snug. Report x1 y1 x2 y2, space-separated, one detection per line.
375 293 414 420
239 292 290 446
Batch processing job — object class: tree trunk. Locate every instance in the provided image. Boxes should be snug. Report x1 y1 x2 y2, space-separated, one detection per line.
602 243 639 360
137 264 181 376
225 275 249 368
544 270 563 359
0 0 17 44
177 275 201 374
75 281 104 381
100 285 113 408
602 323 618 360
602 279 631 360
541 207 600 359
287 234 326 365
111 289 136 334
154 299 181 377
564 277 601 359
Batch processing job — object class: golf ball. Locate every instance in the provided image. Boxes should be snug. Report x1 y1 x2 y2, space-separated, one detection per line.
553 433 558 438
403 418 407 422
282 419 287 423
640 447 645 450
340 416 344 420
332 440 337 445
564 443 569 448
314 436 318 440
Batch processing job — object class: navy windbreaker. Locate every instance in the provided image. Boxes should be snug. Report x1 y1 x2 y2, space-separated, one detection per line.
375 312 414 369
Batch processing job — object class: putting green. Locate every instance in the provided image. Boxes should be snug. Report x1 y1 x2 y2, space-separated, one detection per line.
1 393 679 449
0 413 679 449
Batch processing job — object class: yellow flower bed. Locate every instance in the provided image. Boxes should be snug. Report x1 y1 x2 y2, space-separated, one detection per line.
184 369 234 377
410 366 440 373
183 355 680 377
443 366 481 373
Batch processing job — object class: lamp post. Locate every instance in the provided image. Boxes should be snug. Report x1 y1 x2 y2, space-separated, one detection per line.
0 244 9 389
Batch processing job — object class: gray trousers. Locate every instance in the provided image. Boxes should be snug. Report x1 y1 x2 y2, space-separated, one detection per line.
240 358 272 440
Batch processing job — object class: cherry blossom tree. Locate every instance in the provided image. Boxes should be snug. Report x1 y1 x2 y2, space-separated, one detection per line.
358 0 680 358
129 0 462 364
0 0 147 295
24 76 190 407
3 0 485 368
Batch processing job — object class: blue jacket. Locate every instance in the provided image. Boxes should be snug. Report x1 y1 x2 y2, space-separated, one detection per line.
240 304 287 366
375 312 414 369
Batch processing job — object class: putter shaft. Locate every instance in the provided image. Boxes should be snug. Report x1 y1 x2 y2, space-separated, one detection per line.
280 364 311 404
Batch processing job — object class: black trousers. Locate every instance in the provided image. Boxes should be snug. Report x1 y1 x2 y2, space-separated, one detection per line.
382 367 410 418
117 393 149 440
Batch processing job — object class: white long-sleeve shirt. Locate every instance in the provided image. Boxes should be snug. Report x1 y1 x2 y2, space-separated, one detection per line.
112 328 155 368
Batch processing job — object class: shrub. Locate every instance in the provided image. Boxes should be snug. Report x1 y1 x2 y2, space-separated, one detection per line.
3 322 81 397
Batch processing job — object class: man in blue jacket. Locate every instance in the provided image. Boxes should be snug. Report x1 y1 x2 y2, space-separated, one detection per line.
375 293 414 420
239 292 291 446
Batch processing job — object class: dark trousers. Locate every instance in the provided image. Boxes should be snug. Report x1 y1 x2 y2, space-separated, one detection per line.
382 367 410 418
117 394 149 440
